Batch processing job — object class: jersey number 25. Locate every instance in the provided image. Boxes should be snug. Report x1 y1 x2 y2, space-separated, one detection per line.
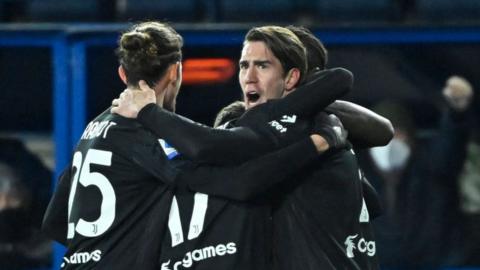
67 149 116 239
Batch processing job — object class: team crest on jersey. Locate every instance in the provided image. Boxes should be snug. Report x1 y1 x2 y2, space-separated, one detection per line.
158 139 179 159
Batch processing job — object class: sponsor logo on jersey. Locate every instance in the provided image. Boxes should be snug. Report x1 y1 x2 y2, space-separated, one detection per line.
81 120 117 140
269 114 297 134
161 242 237 270
344 234 376 258
159 139 179 159
61 250 102 268
269 120 287 133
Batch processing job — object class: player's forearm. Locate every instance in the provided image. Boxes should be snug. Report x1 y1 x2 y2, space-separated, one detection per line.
137 104 269 164
137 103 215 161
325 100 394 148
183 137 321 201
273 68 353 118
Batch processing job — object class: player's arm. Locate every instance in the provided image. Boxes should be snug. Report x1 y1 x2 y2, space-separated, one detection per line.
177 114 347 201
179 136 324 201
325 100 394 148
42 167 71 245
135 104 272 164
264 67 353 118
111 68 351 164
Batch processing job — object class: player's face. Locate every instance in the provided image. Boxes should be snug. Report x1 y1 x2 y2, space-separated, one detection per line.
239 41 287 110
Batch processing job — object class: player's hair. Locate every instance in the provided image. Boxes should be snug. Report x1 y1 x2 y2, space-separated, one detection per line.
213 101 246 128
286 26 328 72
116 21 183 88
245 26 307 85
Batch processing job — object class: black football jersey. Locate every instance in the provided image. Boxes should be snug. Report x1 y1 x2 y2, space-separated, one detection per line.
156 137 320 270
149 94 321 270
132 68 358 270
43 109 180 270
157 189 272 270
272 148 380 270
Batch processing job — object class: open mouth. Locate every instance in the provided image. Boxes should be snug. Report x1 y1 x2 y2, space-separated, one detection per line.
246 91 260 103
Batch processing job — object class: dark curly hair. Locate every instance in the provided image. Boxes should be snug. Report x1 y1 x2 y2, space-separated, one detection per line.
116 21 183 88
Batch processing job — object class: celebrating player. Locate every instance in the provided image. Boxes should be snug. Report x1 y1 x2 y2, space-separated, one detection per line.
42 22 347 270
112 25 390 269
42 22 185 270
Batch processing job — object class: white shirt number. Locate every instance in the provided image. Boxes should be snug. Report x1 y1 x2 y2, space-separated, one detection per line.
167 193 208 247
67 149 116 239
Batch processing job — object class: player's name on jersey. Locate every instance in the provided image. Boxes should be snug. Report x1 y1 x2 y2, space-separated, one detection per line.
81 120 117 140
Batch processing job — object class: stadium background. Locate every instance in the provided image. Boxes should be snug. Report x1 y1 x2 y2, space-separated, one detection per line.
0 1 479 270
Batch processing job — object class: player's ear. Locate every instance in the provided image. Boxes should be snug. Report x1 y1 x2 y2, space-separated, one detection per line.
118 66 127 85
168 62 181 85
284 68 300 93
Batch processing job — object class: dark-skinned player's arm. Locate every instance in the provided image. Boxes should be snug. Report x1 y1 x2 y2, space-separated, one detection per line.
325 100 394 148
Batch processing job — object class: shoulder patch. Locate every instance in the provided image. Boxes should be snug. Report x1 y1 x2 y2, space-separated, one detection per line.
158 139 179 160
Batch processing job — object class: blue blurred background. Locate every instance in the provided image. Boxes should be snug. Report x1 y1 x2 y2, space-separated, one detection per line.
0 1 479 270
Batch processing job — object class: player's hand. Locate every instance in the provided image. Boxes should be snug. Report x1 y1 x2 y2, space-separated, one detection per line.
111 80 156 118
311 112 348 152
443 76 473 112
